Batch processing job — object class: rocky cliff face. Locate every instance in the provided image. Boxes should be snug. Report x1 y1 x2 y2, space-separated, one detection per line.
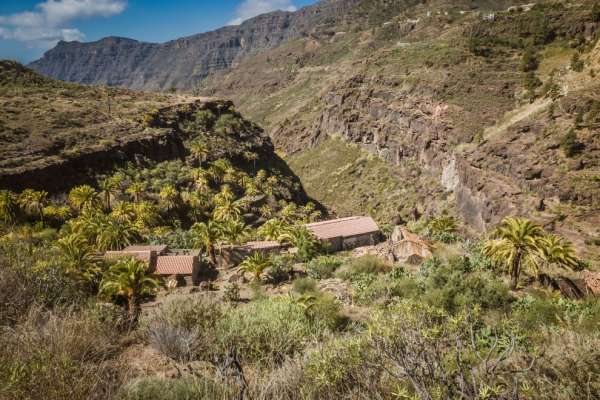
204 0 599 261
28 0 360 91
0 62 300 195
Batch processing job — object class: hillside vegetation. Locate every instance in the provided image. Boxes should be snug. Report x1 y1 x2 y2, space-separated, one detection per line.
1 1 600 399
201 0 600 263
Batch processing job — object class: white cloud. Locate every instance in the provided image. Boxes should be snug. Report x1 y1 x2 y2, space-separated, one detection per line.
228 0 297 25
0 0 126 48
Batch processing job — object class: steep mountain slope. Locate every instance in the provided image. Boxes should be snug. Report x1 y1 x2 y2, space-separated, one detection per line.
201 0 600 262
19 0 600 261
0 61 306 203
27 0 360 91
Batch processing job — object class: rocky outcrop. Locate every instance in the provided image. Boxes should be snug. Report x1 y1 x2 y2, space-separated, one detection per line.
0 99 286 194
28 0 360 91
0 127 186 193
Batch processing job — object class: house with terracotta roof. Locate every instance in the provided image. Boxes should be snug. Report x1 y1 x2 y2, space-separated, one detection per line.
104 244 203 285
305 216 381 251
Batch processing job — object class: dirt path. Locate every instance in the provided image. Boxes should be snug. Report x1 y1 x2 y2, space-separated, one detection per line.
483 97 552 140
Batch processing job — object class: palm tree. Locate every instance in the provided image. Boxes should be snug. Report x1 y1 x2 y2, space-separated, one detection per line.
56 234 100 283
126 181 146 203
258 218 289 241
239 252 273 282
100 257 158 324
68 185 99 212
212 199 243 222
181 191 212 222
483 217 545 289
264 175 279 196
159 185 179 211
189 140 209 165
95 217 138 251
133 201 161 230
538 234 580 270
242 151 259 171
221 218 250 245
42 204 71 224
207 159 233 184
18 189 48 222
0 190 18 225
110 201 136 223
280 202 298 223
99 176 122 210
279 226 321 262
191 220 223 266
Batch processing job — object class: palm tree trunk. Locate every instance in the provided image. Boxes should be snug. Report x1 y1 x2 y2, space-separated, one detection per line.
127 296 140 328
209 246 217 267
510 253 522 290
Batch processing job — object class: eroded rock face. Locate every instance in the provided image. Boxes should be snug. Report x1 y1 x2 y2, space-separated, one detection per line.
271 73 531 232
0 100 284 194
28 1 361 91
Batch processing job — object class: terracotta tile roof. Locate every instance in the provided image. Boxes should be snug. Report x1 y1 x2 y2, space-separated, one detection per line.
306 216 380 240
244 241 283 250
155 256 197 275
123 244 169 254
104 250 155 264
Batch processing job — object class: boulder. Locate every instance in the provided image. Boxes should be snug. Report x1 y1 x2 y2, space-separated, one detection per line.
392 239 432 265
583 270 600 296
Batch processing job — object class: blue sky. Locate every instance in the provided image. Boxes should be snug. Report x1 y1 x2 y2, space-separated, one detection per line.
0 0 317 63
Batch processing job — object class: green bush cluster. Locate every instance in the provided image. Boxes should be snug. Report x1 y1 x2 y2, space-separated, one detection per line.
306 255 343 279
336 255 391 280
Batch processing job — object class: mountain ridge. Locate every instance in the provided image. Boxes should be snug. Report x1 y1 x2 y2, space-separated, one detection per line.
28 0 361 91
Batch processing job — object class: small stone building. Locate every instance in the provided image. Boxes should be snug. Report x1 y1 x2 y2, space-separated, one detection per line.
305 216 381 252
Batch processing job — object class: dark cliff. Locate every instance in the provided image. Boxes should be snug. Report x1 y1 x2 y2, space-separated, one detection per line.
28 0 360 91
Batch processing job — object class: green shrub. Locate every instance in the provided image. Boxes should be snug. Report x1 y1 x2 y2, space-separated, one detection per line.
223 283 241 302
267 254 294 284
304 337 375 398
0 238 83 325
561 129 583 157
336 255 390 280
571 52 584 72
521 47 539 72
293 277 318 294
214 113 244 135
120 377 231 400
0 307 124 400
351 273 379 305
422 265 512 314
513 295 600 332
305 293 349 331
216 298 326 366
142 297 222 362
307 256 343 279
